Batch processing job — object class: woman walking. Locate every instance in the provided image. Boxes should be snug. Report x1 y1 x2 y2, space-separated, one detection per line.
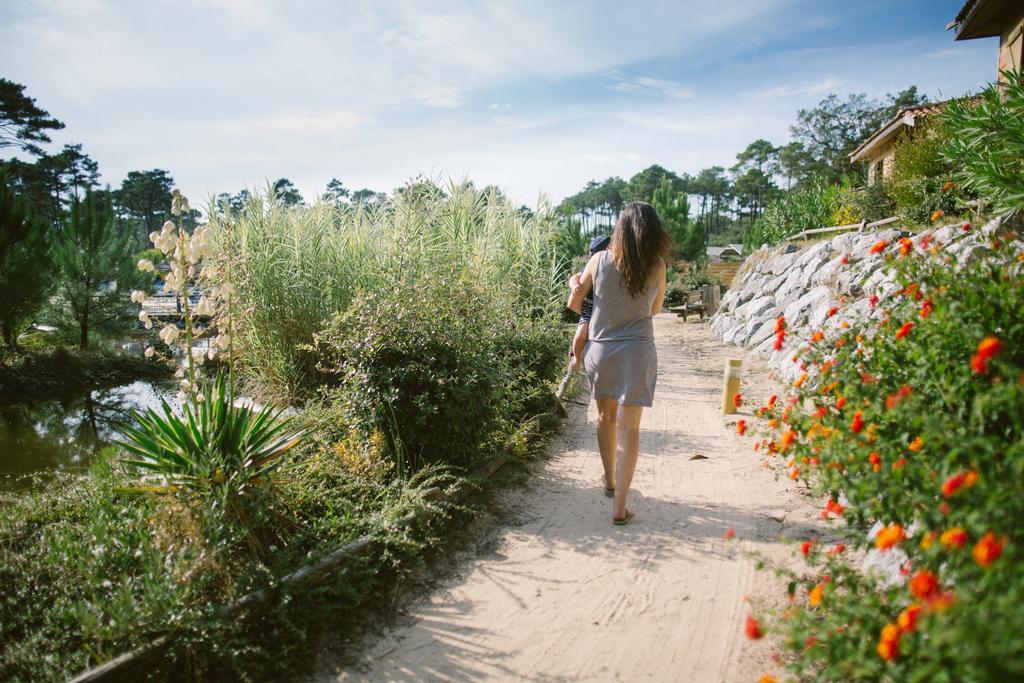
569 202 668 524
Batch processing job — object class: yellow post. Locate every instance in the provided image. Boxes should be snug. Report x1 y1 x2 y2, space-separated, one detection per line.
721 359 742 414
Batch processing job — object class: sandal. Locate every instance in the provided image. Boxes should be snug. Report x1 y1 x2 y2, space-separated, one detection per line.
612 510 634 525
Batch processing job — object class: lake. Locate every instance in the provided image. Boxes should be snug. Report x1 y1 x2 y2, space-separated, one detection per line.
0 380 178 490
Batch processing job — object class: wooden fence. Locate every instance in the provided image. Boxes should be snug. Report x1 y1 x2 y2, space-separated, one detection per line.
787 216 899 242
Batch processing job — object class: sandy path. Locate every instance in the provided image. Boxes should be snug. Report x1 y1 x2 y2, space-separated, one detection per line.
315 315 825 682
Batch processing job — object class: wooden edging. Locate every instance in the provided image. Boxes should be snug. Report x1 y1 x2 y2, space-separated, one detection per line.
788 216 900 242
68 408 558 683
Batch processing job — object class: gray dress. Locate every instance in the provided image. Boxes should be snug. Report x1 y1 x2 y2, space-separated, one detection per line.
583 250 658 406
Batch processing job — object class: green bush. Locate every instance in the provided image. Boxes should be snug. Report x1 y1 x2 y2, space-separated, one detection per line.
750 225 1024 680
888 117 966 224
314 273 563 473
944 69 1024 219
747 175 843 248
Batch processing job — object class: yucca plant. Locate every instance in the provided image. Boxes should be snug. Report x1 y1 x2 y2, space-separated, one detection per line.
116 374 303 495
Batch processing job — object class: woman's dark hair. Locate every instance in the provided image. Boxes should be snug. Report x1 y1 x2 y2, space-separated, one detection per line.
610 202 670 297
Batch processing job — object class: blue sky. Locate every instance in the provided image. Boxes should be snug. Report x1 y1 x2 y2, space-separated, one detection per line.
0 0 998 207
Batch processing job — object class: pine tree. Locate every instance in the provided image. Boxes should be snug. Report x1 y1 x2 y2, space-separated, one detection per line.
0 175 53 351
53 190 146 349
652 178 703 261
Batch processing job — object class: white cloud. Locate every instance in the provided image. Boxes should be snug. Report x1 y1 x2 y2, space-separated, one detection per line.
208 110 368 135
746 75 843 98
608 75 695 99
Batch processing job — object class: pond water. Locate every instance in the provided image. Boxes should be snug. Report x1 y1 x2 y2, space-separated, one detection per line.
0 381 178 490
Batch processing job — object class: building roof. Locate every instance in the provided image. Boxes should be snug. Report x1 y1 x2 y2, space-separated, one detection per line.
947 0 1015 40
849 102 947 164
706 244 744 260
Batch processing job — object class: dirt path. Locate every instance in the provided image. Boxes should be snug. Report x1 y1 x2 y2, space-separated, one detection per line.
315 315 825 682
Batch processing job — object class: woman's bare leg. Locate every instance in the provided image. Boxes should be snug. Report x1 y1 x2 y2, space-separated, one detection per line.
595 398 618 490
613 405 644 520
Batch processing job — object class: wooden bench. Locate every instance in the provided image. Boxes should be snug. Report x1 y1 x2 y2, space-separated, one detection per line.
670 290 706 320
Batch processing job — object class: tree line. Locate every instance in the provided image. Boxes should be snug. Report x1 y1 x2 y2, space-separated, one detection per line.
0 77 390 353
556 86 925 259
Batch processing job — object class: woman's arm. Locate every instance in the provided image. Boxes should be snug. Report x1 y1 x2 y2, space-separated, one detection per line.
566 253 600 314
650 258 667 316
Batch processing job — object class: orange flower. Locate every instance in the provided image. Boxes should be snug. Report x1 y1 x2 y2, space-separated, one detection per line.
794 372 808 389
745 615 764 639
898 604 923 632
876 524 906 550
908 436 924 452
811 330 824 342
758 674 778 683
809 582 825 606
930 209 945 222
789 467 800 480
895 321 914 339
892 457 907 471
869 240 888 254
737 420 747 436
909 570 939 599
970 336 1003 374
877 623 901 661
869 451 881 472
940 181 957 193
927 591 956 612
899 237 913 256
835 396 847 410
973 532 1005 567
850 411 864 433
940 527 969 550
732 392 742 409
780 430 797 451
919 299 933 319
920 531 937 550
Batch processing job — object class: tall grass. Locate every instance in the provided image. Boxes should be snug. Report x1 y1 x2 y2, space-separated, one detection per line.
207 180 566 400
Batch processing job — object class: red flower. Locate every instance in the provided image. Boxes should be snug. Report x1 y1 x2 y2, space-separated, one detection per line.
745 615 764 639
899 237 913 256
919 299 933 318
970 336 1002 374
895 321 914 339
827 306 839 317
869 294 880 308
850 411 865 433
942 470 979 497
767 394 778 408
835 396 847 410
724 528 735 540
737 420 747 436
961 221 972 231
840 253 850 265
869 451 881 472
909 570 939 599
830 543 846 556
772 334 785 351
973 532 1005 567
869 240 888 254
898 604 922 632
732 392 742 408
885 385 912 410
801 540 814 556
893 457 907 471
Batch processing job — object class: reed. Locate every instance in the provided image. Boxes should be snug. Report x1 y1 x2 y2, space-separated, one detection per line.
207 180 566 401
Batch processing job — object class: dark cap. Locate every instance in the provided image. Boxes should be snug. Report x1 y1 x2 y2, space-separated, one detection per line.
589 235 611 255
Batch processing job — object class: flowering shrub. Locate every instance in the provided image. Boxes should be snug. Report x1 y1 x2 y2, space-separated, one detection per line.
749 223 1024 680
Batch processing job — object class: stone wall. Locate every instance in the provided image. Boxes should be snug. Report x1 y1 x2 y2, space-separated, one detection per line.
709 219 1004 382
